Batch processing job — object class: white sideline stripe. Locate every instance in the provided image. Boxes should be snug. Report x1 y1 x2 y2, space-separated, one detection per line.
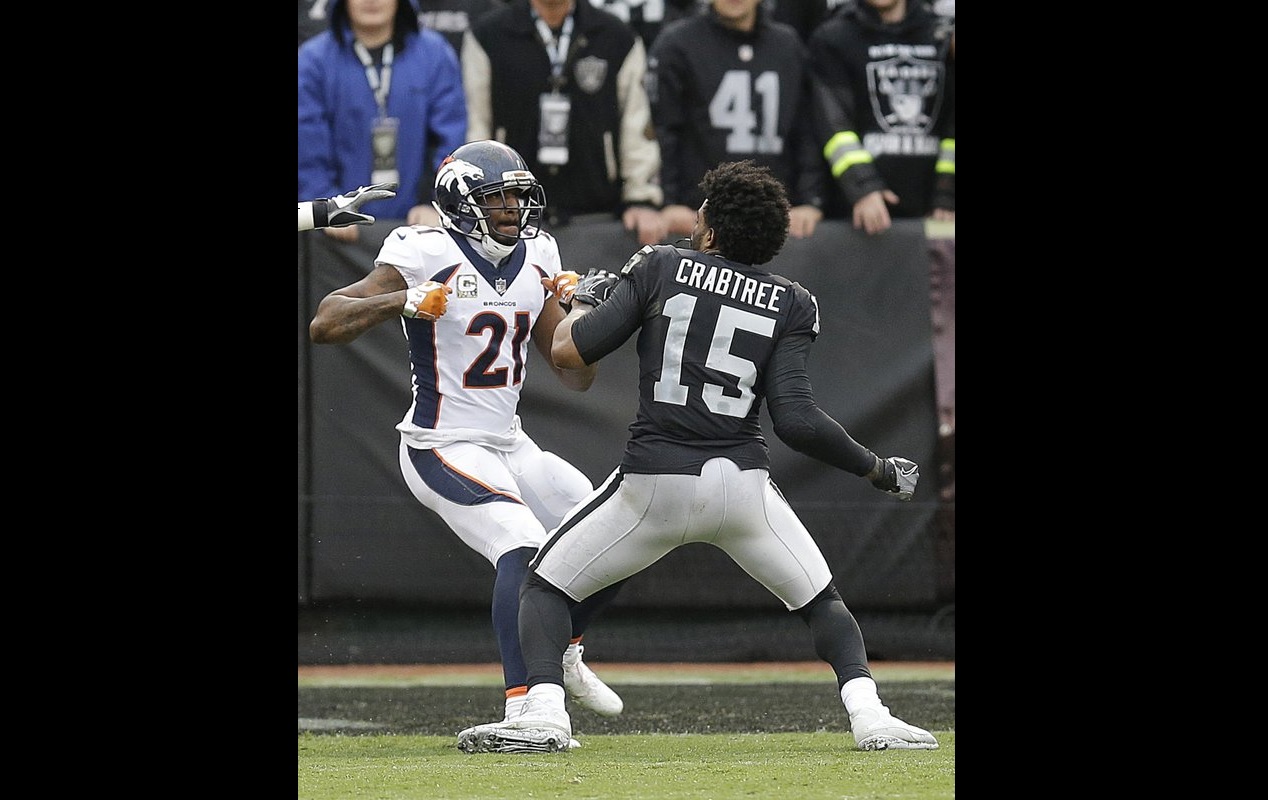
298 718 383 731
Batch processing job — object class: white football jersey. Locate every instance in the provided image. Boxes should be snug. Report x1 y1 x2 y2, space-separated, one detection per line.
375 225 564 447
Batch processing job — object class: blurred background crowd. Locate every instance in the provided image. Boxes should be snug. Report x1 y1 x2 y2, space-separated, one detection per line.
298 0 954 245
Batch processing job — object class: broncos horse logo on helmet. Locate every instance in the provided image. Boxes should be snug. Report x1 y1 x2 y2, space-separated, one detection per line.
431 141 548 259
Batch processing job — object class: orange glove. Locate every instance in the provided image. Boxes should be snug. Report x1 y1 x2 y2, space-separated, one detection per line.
541 271 581 310
402 281 452 321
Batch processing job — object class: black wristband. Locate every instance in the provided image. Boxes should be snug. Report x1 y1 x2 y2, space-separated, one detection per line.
864 454 882 482
312 199 330 229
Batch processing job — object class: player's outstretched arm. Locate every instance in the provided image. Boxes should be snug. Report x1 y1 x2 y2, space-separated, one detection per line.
766 334 918 500
298 182 399 231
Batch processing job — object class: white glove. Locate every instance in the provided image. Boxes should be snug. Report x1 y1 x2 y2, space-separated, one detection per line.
867 456 918 501
572 268 622 308
324 181 399 228
402 281 451 321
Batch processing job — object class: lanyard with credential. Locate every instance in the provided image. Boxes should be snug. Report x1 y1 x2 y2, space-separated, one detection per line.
353 41 394 114
355 41 400 185
533 13 573 90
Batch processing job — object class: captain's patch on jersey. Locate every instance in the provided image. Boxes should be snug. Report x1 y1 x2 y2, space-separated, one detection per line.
457 274 479 298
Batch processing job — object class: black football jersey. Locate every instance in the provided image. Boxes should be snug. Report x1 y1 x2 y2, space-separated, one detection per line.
648 9 823 209
571 244 820 475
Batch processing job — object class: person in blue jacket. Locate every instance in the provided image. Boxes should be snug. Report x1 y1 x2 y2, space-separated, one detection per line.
299 0 467 242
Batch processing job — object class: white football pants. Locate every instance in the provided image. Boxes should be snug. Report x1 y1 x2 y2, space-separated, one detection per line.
398 434 594 566
534 457 833 611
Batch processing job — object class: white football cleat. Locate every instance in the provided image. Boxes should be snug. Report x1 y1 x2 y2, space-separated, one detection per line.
502 694 579 749
562 644 624 716
503 694 526 721
850 706 939 750
457 696 573 754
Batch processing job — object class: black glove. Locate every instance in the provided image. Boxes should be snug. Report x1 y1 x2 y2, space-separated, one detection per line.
567 268 621 311
323 181 399 227
867 456 918 501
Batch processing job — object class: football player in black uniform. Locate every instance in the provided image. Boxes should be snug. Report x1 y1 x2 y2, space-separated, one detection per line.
457 160 938 754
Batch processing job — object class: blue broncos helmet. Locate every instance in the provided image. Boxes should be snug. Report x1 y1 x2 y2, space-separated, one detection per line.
432 141 547 242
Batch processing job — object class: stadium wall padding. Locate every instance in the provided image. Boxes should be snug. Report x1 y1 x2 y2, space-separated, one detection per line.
298 216 953 612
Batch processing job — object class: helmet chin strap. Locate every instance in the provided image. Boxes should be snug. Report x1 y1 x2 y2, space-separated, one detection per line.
480 235 517 262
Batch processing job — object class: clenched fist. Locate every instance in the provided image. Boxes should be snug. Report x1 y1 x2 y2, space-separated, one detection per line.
572 268 621 308
867 456 918 501
542 271 581 310
402 281 452 321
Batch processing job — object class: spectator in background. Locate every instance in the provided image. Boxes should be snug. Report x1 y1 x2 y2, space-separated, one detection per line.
299 0 468 243
649 0 826 239
584 0 696 48
807 0 953 235
416 0 504 61
461 0 667 245
301 0 505 59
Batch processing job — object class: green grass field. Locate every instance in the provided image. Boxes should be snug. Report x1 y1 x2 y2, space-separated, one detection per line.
299 731 955 799
299 662 954 799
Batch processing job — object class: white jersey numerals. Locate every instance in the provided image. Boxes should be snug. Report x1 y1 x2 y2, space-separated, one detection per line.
709 70 784 155
652 293 774 418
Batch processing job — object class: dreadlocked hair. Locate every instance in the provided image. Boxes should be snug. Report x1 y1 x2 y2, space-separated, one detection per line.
698 160 790 266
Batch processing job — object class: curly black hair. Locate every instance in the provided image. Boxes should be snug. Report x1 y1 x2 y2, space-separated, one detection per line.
698 160 790 266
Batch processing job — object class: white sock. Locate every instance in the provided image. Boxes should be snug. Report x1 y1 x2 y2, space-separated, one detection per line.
840 677 884 717
504 694 527 720
526 683 567 709
563 641 581 664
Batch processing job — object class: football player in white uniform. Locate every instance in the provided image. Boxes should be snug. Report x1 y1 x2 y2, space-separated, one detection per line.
309 141 625 744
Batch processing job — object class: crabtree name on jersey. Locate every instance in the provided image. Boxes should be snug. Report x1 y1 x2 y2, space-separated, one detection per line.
674 258 785 313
